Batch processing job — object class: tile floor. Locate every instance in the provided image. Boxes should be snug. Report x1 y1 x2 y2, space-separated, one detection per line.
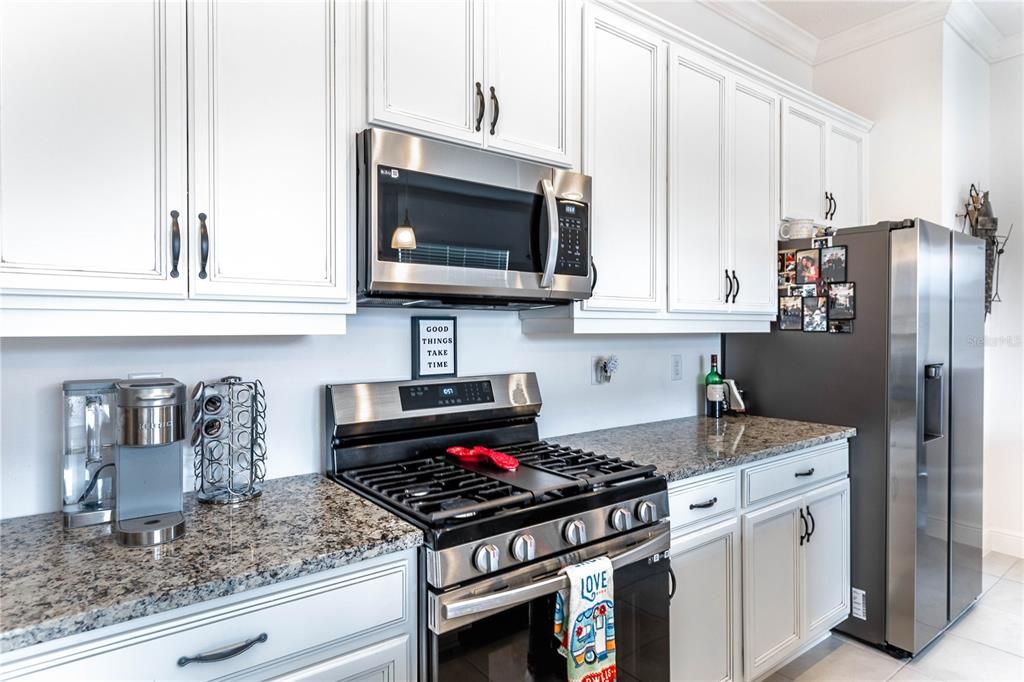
766 552 1024 682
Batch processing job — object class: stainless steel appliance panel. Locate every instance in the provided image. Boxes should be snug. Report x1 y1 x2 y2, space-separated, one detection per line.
359 128 593 304
948 231 985 620
886 221 951 654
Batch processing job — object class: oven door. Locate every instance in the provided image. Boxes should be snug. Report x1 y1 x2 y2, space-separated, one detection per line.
360 128 592 303
427 523 673 681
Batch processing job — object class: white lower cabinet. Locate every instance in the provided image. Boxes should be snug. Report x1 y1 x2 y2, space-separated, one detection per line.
0 552 417 682
670 518 742 682
668 444 851 682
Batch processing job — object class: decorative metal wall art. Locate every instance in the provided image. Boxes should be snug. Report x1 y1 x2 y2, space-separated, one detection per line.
958 184 1013 315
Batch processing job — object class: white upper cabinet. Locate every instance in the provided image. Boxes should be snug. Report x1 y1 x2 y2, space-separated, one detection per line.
369 0 482 145
483 0 572 165
781 99 828 223
730 78 779 315
368 0 572 166
827 124 867 228
0 0 187 297
668 48 729 314
668 50 778 317
783 98 867 228
189 0 349 302
582 5 667 312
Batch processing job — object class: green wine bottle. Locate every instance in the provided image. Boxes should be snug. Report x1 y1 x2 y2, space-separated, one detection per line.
705 354 725 418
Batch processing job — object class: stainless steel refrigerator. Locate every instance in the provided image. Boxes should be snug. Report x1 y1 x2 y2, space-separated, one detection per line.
724 219 985 656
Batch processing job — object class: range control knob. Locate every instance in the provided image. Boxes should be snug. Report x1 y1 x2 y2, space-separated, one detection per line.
610 507 633 532
511 534 537 562
636 500 659 525
473 544 500 573
563 519 588 546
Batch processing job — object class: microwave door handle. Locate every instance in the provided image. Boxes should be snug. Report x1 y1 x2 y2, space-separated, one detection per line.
442 531 666 621
540 178 559 288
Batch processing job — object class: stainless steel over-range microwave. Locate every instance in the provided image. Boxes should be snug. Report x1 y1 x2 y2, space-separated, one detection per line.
356 128 594 309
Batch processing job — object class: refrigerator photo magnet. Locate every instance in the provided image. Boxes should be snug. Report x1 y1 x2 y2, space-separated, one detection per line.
779 296 803 331
821 245 848 282
802 296 828 332
828 282 856 320
795 249 821 285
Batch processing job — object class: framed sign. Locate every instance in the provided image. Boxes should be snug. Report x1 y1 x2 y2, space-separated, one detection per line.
411 316 457 379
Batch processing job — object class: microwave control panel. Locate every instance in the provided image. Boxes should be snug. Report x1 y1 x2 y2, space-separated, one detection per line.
555 202 590 277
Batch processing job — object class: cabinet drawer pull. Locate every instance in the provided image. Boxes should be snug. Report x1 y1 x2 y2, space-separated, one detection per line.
731 270 739 303
170 210 181 278
474 82 485 132
724 269 732 301
177 632 267 667
198 212 210 280
689 496 718 510
794 468 815 478
489 86 500 135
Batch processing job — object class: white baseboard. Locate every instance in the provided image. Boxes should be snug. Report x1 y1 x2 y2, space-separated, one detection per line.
984 528 1024 558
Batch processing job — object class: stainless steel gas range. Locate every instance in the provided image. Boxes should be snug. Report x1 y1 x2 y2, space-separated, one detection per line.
325 373 673 681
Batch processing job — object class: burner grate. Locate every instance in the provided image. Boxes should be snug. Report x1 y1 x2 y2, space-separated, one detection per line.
505 441 657 488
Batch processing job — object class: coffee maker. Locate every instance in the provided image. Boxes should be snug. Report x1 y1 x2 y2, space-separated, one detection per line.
113 378 187 547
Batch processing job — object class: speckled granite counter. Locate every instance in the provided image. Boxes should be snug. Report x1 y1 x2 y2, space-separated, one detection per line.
0 474 422 654
554 415 855 483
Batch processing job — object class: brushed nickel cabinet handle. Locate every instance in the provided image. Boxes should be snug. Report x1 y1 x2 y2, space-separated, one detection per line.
474 82 485 132
177 633 267 667
170 210 181 278
198 212 210 280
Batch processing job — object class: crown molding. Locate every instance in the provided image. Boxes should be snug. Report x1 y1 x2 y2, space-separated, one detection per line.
695 0 819 64
694 0 1021 66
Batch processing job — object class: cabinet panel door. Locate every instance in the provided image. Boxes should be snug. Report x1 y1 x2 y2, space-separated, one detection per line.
803 479 851 637
667 48 729 314
190 0 348 301
271 635 411 682
484 0 570 165
670 518 742 682
827 124 865 228
0 0 187 297
731 80 779 315
369 0 481 145
781 99 827 223
582 7 666 312
742 495 803 680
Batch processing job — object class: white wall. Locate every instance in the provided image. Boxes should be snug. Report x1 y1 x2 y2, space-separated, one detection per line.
941 24 991 227
0 311 718 519
813 23 946 225
635 0 813 87
984 54 1024 558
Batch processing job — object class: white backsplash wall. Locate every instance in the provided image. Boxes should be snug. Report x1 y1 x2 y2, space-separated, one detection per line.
0 309 718 519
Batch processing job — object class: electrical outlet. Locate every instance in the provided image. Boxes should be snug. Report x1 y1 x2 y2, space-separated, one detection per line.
670 354 683 381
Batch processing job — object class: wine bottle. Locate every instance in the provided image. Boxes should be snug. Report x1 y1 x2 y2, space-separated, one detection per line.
705 354 725 418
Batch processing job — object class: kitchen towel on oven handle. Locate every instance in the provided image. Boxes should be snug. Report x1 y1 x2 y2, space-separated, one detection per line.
554 557 616 682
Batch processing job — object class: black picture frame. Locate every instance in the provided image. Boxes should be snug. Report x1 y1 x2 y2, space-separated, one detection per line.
802 296 828 332
829 320 854 334
828 282 856 320
411 316 458 379
778 295 803 331
795 248 821 285
820 245 848 282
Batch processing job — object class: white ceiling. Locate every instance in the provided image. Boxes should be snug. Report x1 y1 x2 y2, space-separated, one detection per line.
974 0 1024 37
761 1 915 39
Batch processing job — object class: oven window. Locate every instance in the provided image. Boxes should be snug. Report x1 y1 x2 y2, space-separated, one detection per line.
431 560 671 681
376 166 547 273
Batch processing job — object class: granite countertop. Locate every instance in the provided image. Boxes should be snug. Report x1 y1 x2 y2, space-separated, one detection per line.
0 474 422 654
554 415 855 483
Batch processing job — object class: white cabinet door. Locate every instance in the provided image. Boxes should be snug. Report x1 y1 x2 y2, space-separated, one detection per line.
803 479 851 638
0 0 187 297
670 518 742 682
189 0 349 302
742 494 804 680
271 635 412 682
667 48 729 314
731 80 779 315
827 124 866 229
369 0 482 146
483 0 571 165
582 6 666 312
781 99 827 223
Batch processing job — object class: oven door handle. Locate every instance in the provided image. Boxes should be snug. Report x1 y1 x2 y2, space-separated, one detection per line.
442 532 667 621
540 178 559 289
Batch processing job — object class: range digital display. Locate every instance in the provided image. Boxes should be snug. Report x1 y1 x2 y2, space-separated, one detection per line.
399 380 494 411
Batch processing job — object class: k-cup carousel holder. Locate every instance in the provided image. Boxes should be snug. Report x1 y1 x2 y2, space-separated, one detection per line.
191 376 267 504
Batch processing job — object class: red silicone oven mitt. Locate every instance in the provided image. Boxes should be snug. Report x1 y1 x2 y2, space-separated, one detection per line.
446 445 519 471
